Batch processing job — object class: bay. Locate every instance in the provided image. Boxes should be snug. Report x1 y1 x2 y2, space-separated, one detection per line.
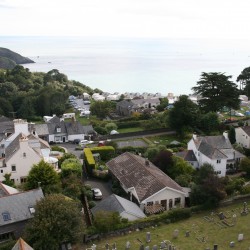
1 36 250 95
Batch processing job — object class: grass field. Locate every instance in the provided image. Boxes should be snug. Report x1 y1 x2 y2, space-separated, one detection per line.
117 127 145 133
83 202 250 250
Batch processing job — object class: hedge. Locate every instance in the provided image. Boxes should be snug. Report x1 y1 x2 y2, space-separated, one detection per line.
116 120 142 129
90 146 115 161
116 146 147 155
84 148 96 174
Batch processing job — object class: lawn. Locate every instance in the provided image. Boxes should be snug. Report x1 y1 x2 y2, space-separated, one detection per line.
118 127 145 133
82 202 250 250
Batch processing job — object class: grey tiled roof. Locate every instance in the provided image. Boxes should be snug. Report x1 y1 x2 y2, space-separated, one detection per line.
91 194 146 219
47 122 67 134
116 100 132 109
65 121 85 135
0 188 44 226
0 119 14 140
34 124 49 136
242 126 250 136
107 152 184 203
176 150 197 162
5 134 21 161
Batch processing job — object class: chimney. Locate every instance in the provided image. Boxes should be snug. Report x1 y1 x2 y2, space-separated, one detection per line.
145 158 150 166
223 131 228 140
193 133 197 140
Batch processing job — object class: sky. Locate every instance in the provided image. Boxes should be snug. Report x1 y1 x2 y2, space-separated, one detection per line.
1 0 250 39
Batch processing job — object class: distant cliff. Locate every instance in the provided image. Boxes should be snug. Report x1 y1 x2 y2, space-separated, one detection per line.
0 47 34 69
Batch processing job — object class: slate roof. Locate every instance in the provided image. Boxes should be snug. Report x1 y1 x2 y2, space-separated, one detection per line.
176 150 197 162
47 121 67 134
194 135 232 160
107 152 184 203
0 188 44 226
5 134 21 161
91 194 146 219
33 124 49 136
117 100 132 109
65 121 85 135
241 126 250 136
0 119 14 141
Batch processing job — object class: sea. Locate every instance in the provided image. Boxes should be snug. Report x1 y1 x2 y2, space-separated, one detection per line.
1 36 250 96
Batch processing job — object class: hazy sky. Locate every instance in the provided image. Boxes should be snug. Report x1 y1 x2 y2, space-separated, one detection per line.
1 0 250 38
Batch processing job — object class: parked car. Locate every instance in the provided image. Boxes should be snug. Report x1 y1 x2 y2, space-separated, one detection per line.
73 139 81 144
91 188 102 200
79 140 94 146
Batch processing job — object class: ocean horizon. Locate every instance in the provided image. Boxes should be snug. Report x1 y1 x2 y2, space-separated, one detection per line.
1 36 250 95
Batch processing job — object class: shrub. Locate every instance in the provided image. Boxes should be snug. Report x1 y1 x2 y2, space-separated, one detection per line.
51 146 66 153
90 146 115 161
61 158 82 178
84 148 96 174
116 120 142 129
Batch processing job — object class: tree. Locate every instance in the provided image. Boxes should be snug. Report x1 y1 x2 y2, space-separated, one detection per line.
25 194 84 250
58 153 77 168
61 174 83 200
153 150 174 175
168 95 199 136
239 157 250 176
192 72 240 112
2 173 15 187
61 158 82 178
25 160 61 194
228 126 236 144
105 122 118 134
156 97 169 112
237 66 250 96
90 100 116 119
198 112 220 134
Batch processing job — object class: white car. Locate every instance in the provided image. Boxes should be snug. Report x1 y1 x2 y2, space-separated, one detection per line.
91 188 102 200
79 140 94 146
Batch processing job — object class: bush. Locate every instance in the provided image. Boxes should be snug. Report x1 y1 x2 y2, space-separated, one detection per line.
117 120 142 129
90 146 115 161
51 146 66 153
84 148 96 174
0 240 16 250
61 158 82 178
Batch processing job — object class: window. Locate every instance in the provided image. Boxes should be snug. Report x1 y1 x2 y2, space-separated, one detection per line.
23 152 26 157
29 207 36 215
20 177 27 183
56 127 61 133
214 171 221 175
0 232 14 243
2 212 11 221
217 159 221 164
0 170 3 173
147 201 153 206
11 165 16 172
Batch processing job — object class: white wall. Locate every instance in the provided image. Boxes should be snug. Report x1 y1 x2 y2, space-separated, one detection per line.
68 134 85 141
120 211 145 221
236 127 250 148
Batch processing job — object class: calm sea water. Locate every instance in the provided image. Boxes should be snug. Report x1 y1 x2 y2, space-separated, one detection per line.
1 36 250 95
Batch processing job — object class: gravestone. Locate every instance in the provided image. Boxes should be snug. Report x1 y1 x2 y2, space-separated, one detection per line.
146 232 151 243
241 202 248 216
125 241 131 249
139 245 144 250
232 214 237 224
218 212 225 220
168 245 172 250
91 244 97 250
105 243 110 250
185 231 190 237
152 245 158 250
229 241 235 247
145 246 150 250
238 234 244 241
160 241 167 249
172 229 179 239
213 244 218 250
112 243 117 250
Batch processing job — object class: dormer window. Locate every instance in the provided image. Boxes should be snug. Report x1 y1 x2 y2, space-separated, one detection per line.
23 153 26 158
2 212 11 221
57 127 61 133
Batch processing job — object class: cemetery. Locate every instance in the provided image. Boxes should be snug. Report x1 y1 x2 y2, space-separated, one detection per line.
83 201 250 250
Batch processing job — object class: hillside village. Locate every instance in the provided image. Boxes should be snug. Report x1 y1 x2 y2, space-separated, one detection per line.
2 65 250 249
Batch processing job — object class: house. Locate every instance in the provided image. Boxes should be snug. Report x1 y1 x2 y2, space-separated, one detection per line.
107 152 185 214
34 116 95 143
92 93 105 101
188 132 244 177
0 133 52 184
91 194 146 221
235 126 250 148
116 98 160 116
0 187 44 243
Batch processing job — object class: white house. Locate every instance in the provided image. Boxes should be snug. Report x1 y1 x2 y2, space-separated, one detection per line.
235 126 250 149
92 93 105 101
188 132 244 177
107 152 186 214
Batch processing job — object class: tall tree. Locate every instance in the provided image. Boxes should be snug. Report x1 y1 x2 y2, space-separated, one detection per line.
168 95 199 136
192 72 240 112
237 66 250 95
25 194 84 250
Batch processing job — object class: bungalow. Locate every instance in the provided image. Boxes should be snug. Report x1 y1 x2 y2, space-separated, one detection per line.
0 187 44 243
107 152 185 214
188 132 244 177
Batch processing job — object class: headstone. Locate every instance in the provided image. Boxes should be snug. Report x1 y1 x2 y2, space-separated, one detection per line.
152 245 158 250
112 242 117 250
146 232 151 243
168 245 172 250
125 241 131 249
172 229 179 239
185 231 190 237
229 241 235 247
91 244 97 250
213 244 218 250
139 245 144 250
218 212 225 220
105 243 110 250
145 246 150 250
241 202 248 216
232 214 237 224
160 241 167 249
238 234 244 241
